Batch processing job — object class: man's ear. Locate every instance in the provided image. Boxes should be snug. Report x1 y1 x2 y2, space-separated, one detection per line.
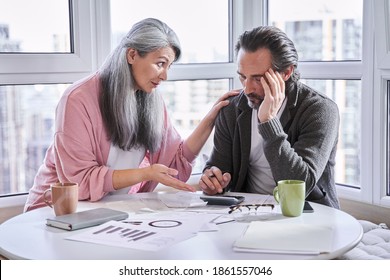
281 65 294 81
126 48 137 64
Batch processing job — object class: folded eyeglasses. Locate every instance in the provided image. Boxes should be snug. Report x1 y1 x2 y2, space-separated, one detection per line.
228 203 275 214
228 203 276 221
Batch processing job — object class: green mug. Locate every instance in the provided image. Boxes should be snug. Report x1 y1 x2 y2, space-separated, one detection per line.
273 180 305 217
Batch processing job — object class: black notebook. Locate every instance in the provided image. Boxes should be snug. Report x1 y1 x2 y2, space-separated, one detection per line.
46 208 129 231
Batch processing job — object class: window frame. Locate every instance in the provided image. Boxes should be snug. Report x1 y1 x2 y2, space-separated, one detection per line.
372 0 390 207
0 0 97 206
0 0 95 85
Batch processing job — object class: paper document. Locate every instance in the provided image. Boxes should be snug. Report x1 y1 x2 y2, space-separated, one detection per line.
67 212 218 251
234 221 334 255
158 192 207 208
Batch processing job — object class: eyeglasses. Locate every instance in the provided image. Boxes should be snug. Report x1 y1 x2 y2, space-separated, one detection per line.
228 203 276 222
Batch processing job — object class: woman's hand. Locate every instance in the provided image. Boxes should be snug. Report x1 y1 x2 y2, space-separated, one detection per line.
204 89 241 124
185 89 240 157
145 164 195 192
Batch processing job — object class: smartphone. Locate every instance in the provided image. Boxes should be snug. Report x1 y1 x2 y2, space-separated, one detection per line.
200 195 245 206
303 201 314 213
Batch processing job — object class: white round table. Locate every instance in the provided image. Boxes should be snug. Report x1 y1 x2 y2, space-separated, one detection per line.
0 192 362 260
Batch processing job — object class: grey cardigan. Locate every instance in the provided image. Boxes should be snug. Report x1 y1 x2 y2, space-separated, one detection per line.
206 81 340 208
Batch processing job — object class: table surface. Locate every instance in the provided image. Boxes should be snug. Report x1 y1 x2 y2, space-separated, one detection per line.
0 191 363 260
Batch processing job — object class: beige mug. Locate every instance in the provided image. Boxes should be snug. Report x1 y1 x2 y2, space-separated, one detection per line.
43 182 78 216
273 180 305 217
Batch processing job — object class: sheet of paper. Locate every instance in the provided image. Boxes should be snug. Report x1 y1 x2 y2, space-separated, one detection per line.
234 221 334 254
93 197 170 213
242 194 276 205
67 220 196 251
67 212 218 251
158 192 207 208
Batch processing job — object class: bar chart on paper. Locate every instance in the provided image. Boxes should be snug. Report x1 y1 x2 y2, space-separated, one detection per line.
93 224 157 242
66 217 199 251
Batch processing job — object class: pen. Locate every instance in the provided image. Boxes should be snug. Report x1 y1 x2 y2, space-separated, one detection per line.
215 219 235 225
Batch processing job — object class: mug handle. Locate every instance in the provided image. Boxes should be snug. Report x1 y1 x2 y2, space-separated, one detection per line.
273 187 280 203
43 189 53 208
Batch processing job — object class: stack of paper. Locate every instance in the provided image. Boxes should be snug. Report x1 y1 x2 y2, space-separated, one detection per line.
234 221 333 255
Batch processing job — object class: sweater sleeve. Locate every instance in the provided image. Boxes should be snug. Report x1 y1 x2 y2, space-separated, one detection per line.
53 132 113 201
204 103 235 174
258 96 340 195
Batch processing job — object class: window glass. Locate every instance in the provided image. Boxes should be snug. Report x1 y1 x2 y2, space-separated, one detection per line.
110 0 229 63
0 85 65 195
268 0 363 61
0 0 71 53
158 79 230 172
301 79 361 187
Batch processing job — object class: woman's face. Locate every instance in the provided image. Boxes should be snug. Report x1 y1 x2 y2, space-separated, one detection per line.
127 46 176 93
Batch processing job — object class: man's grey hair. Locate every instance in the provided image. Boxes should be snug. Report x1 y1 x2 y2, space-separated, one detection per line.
235 25 300 93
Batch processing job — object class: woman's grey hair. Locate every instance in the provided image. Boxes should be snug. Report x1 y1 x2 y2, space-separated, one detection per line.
235 26 300 93
99 18 181 153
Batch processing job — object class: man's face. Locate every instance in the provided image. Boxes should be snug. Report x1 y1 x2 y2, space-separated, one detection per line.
236 48 273 109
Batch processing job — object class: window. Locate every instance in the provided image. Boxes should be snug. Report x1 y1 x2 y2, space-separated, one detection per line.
0 0 71 53
269 0 363 61
268 0 364 189
374 0 390 67
0 0 388 208
0 0 236 197
110 0 229 63
0 0 94 197
301 79 361 187
159 79 230 172
0 0 93 80
375 0 390 204
0 85 64 194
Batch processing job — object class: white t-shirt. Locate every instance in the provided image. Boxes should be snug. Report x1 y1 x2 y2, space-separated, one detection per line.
247 99 287 194
106 144 146 194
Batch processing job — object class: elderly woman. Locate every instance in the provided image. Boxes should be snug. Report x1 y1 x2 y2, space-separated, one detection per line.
25 18 237 211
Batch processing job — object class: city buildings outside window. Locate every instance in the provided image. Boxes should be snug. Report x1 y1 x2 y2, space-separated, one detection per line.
269 0 363 188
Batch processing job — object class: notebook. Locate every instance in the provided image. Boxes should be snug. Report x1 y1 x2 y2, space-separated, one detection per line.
233 221 334 255
46 208 129 231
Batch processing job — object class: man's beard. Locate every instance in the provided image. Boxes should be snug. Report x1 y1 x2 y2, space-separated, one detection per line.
134 90 164 153
246 93 262 110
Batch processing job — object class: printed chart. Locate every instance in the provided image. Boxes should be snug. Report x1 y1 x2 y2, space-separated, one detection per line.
67 212 217 251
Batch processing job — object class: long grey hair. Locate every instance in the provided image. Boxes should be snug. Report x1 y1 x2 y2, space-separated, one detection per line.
235 25 300 94
99 18 181 153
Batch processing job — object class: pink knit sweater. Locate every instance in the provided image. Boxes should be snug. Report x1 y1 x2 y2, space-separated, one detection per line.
24 73 196 211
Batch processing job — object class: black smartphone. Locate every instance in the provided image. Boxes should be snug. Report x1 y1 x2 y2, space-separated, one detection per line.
200 195 245 206
303 201 314 213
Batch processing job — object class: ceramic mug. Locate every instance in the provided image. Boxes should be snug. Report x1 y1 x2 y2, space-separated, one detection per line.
273 180 305 217
43 182 78 216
